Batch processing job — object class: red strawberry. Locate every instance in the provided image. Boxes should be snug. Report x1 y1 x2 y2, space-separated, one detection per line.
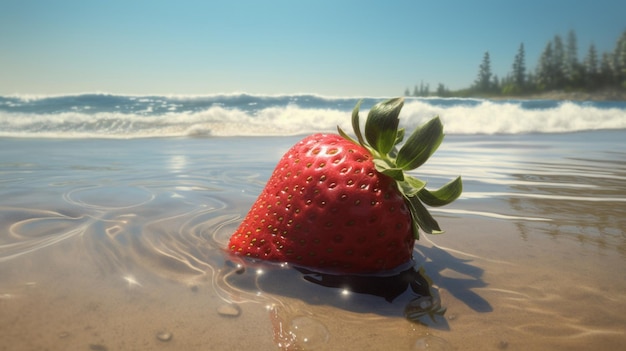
228 98 462 274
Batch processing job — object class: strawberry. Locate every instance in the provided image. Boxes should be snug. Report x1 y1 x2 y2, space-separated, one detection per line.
228 98 462 274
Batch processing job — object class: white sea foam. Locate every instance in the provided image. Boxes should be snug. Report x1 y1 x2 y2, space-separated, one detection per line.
0 94 625 138
401 100 626 134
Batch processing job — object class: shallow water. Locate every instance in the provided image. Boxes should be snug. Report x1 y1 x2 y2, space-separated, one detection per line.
1 131 625 350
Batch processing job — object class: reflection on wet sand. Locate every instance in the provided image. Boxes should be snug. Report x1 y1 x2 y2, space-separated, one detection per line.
219 258 449 326
507 156 626 253
1 134 626 350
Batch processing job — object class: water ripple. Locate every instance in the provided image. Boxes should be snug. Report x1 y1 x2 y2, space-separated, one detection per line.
1 134 625 350
0 208 91 262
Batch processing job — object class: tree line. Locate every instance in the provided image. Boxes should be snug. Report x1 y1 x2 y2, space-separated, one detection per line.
405 29 626 97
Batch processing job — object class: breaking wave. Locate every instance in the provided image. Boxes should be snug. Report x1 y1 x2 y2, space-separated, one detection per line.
1 93 625 138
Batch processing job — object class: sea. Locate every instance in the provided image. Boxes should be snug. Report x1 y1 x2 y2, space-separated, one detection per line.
2 93 626 138
1 93 625 350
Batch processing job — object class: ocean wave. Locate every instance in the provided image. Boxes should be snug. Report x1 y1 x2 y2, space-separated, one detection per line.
402 99 626 134
1 93 625 138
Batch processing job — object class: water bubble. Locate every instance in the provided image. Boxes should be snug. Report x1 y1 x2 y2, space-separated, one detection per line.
412 335 452 350
156 331 173 342
289 316 330 349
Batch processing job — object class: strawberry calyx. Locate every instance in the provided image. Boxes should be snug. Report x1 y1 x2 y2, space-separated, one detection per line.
337 97 462 239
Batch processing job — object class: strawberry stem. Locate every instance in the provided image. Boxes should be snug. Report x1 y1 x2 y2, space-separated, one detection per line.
337 97 462 239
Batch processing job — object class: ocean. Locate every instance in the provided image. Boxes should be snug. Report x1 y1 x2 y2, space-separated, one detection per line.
1 94 625 350
2 93 626 138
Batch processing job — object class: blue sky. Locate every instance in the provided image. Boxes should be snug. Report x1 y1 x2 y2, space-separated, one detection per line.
1 0 625 97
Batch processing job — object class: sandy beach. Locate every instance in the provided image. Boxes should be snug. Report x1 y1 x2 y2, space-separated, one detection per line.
1 131 625 350
3 0 626 347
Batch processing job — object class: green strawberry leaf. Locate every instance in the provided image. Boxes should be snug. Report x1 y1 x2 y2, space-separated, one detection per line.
406 195 443 236
340 97 462 240
409 214 421 240
380 167 405 181
396 117 444 171
351 100 366 147
365 98 403 155
389 128 405 158
417 176 463 207
373 159 404 181
337 125 358 144
395 128 405 145
400 175 426 196
399 182 420 197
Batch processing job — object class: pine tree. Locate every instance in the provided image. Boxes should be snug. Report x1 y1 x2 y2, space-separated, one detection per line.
474 51 492 92
584 44 599 89
419 81 426 96
527 72 535 88
512 43 526 88
565 30 581 86
436 83 448 97
614 29 626 87
600 52 614 87
421 82 430 96
492 75 500 91
552 35 566 88
536 42 554 90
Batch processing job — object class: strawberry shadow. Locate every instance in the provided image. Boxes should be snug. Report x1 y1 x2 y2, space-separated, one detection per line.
297 265 449 328
414 244 493 313
222 258 449 328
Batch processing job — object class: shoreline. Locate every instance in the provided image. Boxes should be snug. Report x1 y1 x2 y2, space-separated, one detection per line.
469 89 626 102
509 89 626 101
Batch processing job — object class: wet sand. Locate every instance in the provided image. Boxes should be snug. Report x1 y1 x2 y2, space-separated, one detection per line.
1 132 625 350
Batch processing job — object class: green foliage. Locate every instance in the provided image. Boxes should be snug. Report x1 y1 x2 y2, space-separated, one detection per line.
404 28 626 97
436 83 449 97
340 98 462 238
565 30 583 87
616 31 626 86
584 44 599 89
408 81 431 97
536 41 554 90
512 43 526 88
364 98 402 155
501 83 523 95
474 52 493 92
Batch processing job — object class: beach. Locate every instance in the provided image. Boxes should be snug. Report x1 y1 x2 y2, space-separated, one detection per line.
1 129 625 350
4 0 626 347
